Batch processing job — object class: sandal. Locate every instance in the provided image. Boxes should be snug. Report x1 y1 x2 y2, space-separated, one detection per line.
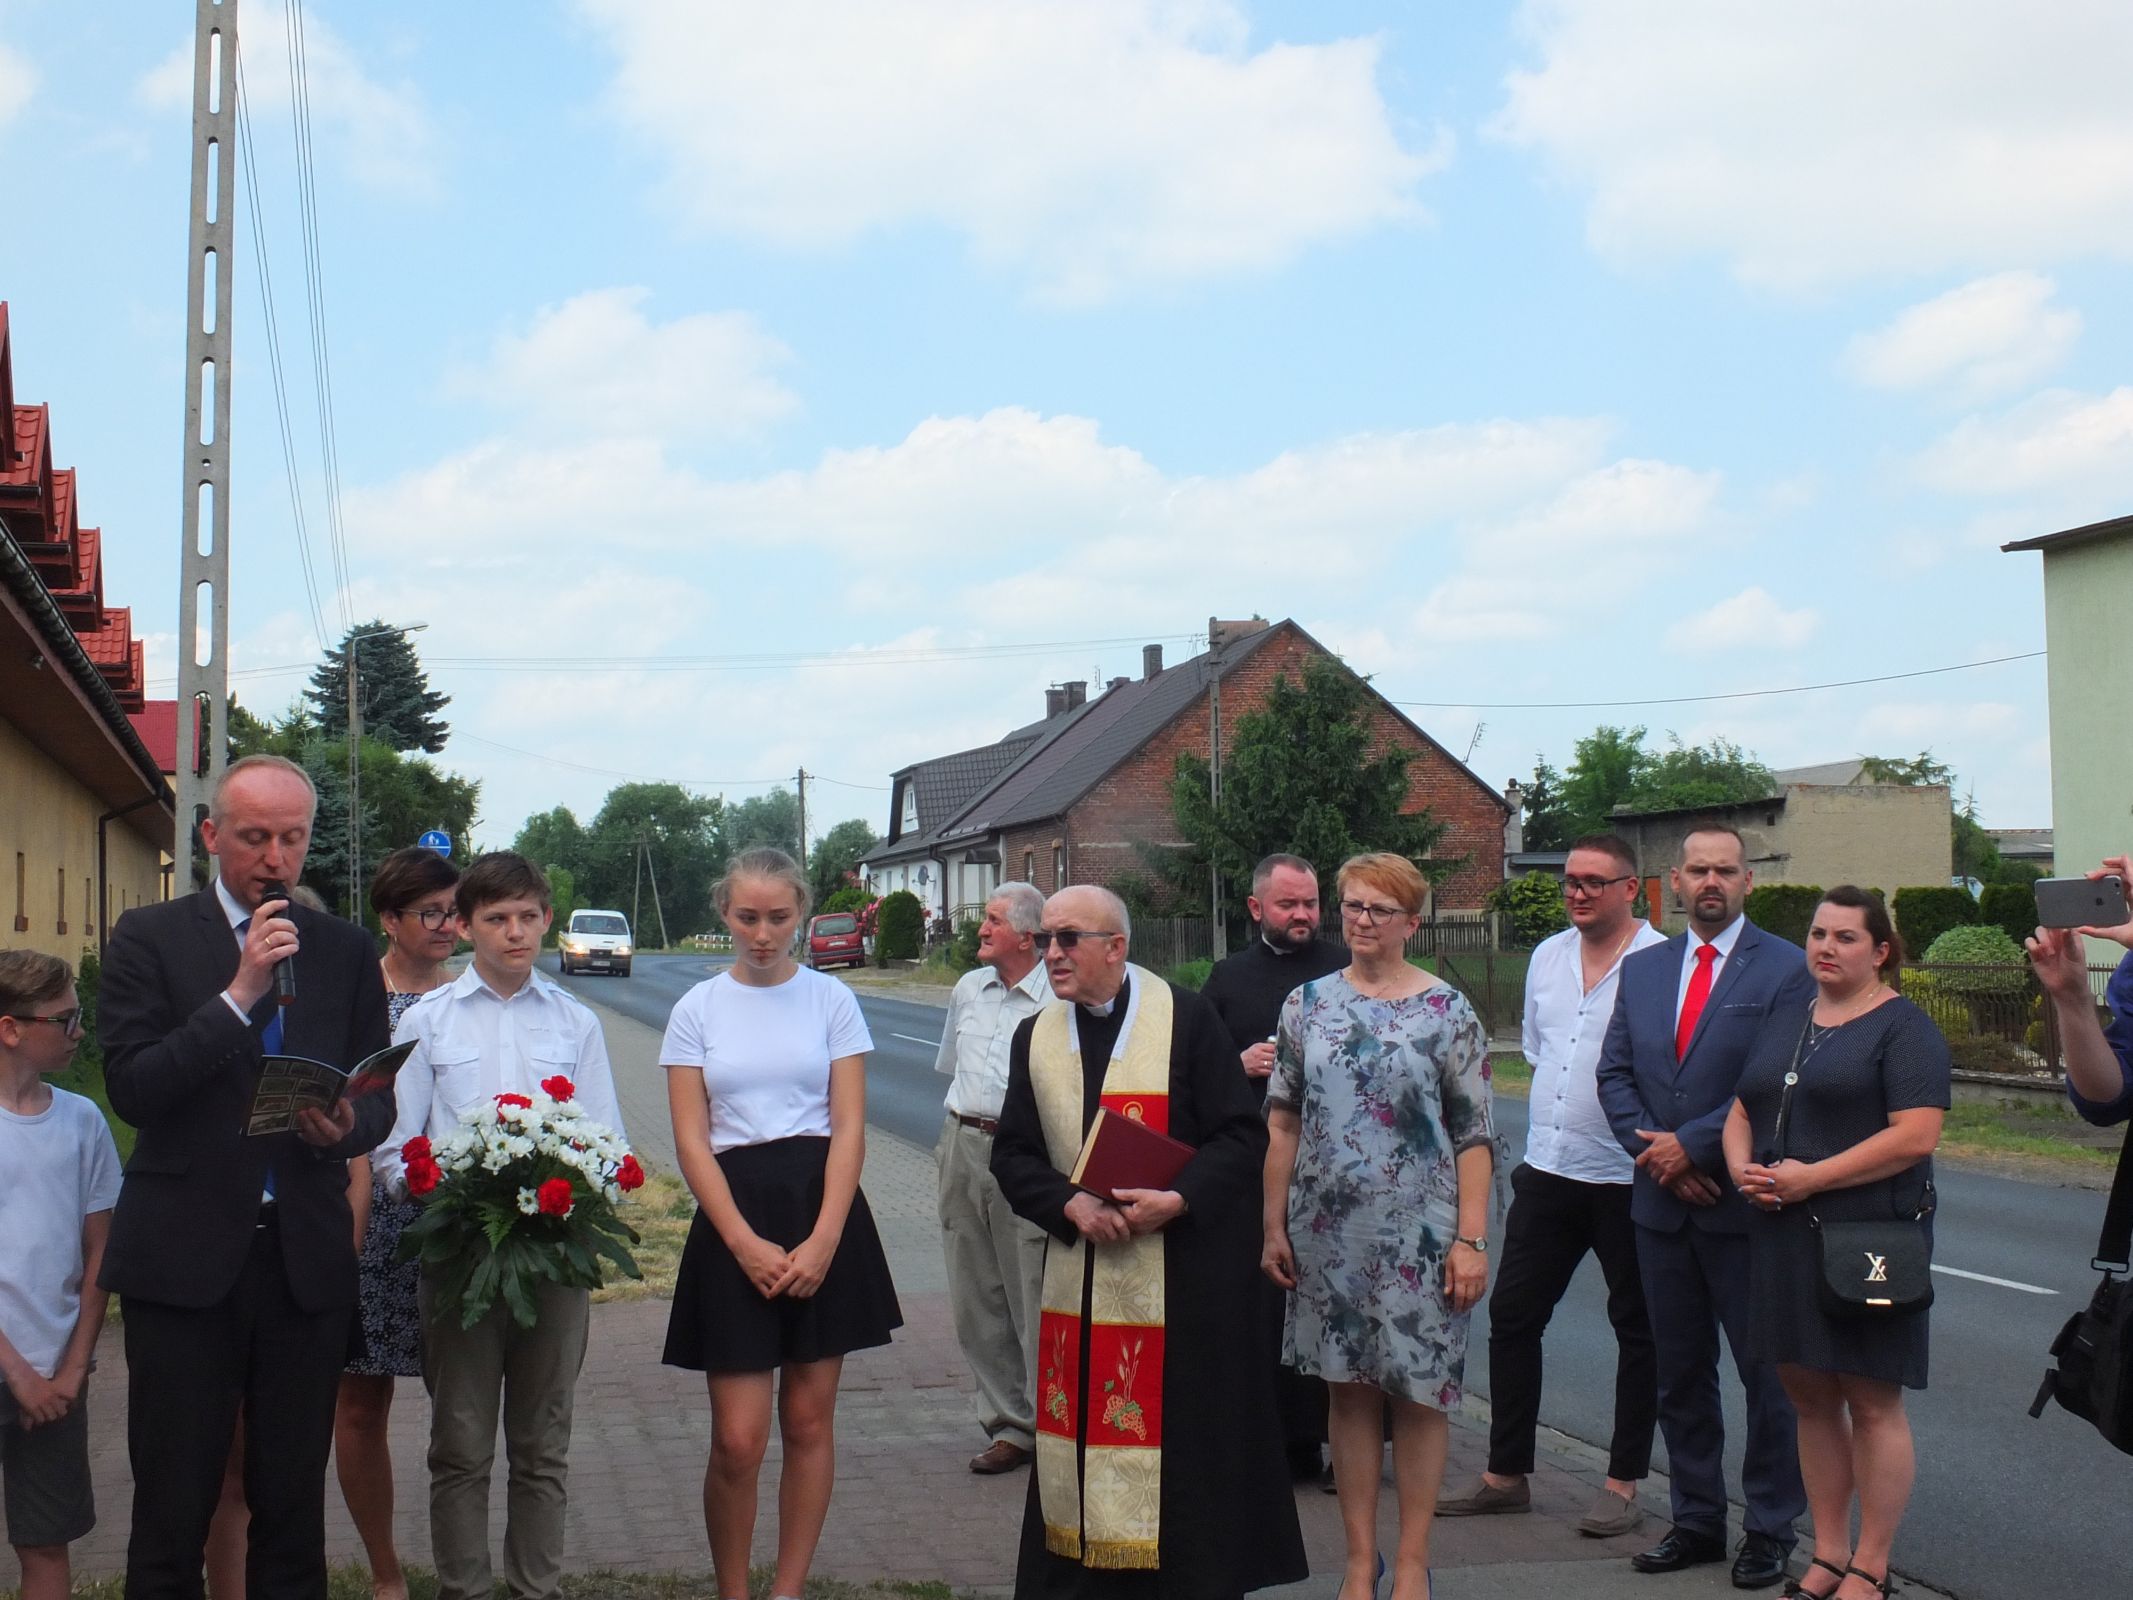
1841 1567 1898 1598
1787 1556 1848 1598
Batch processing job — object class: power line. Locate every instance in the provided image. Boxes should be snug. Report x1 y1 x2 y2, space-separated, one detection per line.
1386 650 2044 712
284 0 352 634
232 47 330 649
452 731 884 790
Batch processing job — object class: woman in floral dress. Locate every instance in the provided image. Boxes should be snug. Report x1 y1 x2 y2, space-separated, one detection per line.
1263 853 1496 1600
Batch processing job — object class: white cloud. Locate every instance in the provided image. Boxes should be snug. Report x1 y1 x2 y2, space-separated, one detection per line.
1852 700 2024 747
1663 587 1818 654
1844 273 2081 402
137 2 436 198
0 40 33 126
449 289 798 443
1912 388 2133 497
578 0 1444 303
1492 1 2133 289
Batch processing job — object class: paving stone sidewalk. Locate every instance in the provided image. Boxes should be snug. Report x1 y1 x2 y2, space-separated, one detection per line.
9 993 1949 1598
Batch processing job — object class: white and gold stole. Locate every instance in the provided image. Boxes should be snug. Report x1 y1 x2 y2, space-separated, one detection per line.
1030 967 1173 1570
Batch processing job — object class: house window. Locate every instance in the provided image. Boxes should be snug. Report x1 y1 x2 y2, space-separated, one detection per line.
13 853 25 934
84 877 93 938
1053 845 1065 889
899 784 918 836
56 866 67 936
1022 849 1034 884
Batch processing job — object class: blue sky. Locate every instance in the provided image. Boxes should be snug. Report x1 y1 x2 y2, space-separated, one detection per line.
5 1 2129 850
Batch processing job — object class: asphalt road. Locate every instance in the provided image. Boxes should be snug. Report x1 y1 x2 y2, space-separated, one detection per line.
552 953 2127 1600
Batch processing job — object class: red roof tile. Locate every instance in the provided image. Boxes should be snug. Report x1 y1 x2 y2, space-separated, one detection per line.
129 700 182 774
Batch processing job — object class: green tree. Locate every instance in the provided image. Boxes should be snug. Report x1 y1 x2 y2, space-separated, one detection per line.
1553 726 1650 837
808 818 879 904
1170 655 1445 916
1487 872 1568 947
1625 735 1775 814
1858 751 2000 881
289 732 480 922
304 620 451 753
544 866 577 948
726 788 802 857
513 807 590 882
1859 751 1953 786
1517 758 1572 851
582 783 727 934
875 889 925 961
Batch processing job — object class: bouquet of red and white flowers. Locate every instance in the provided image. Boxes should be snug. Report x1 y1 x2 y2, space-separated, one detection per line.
400 1074 647 1329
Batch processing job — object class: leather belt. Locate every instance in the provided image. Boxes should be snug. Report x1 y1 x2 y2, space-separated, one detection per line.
953 1111 1000 1136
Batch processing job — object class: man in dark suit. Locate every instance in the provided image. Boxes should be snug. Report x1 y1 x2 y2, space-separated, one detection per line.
98 754 393 1598
1596 824 1812 1590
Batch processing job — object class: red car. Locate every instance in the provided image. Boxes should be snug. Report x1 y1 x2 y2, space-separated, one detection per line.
806 911 867 970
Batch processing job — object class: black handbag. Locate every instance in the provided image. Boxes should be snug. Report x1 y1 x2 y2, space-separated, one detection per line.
2029 1121 2133 1453
1770 1015 1935 1319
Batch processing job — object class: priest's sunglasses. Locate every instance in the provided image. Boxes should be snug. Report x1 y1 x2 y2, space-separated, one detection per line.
1563 874 1635 898
5 1008 83 1035
1032 927 1124 951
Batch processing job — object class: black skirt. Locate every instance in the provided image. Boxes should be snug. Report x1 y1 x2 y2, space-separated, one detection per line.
1747 1204 1933 1389
663 1135 903 1373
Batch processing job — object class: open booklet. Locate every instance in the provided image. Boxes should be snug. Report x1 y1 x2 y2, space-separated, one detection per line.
244 1040 418 1137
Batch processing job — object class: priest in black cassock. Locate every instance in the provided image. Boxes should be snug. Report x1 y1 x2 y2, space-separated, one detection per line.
1197 854 1348 1482
992 886 1307 1600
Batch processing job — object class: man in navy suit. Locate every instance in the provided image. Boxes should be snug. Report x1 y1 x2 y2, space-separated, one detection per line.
98 754 392 1598
1596 824 1811 1590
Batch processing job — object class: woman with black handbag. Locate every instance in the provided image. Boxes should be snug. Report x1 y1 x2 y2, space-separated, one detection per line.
1722 886 1949 1600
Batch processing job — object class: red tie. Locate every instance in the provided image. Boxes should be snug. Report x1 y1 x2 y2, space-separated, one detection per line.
1676 942 1718 1062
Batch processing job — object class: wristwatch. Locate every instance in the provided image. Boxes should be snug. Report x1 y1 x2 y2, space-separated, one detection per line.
1455 1235 1488 1253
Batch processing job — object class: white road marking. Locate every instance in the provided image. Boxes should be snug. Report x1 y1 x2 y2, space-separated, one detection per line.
892 1032 942 1048
1931 1264 2057 1295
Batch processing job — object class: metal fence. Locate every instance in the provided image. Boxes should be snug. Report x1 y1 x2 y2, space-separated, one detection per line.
1902 960 2119 1077
1131 915 1218 974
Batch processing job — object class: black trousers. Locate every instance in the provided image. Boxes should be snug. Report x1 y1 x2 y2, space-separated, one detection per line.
121 1219 352 1599
1484 1162 1657 1481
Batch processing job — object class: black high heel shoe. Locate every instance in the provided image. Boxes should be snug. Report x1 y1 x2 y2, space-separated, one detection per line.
1786 1556 1848 1598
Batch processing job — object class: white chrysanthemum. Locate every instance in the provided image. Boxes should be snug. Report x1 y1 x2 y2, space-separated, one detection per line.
516 1187 540 1216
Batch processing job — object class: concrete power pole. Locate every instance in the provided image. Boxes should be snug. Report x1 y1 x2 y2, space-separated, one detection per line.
175 0 238 878
795 769 809 874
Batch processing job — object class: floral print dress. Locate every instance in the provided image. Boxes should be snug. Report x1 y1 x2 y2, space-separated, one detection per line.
1268 971 1495 1409
346 988 428 1377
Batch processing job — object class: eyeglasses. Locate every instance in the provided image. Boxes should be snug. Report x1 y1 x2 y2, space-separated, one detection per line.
1563 874 1635 898
1032 928 1123 952
6 1009 82 1035
391 906 457 930
1338 899 1411 925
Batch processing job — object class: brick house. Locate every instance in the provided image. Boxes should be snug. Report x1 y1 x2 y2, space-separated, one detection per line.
860 618 1508 920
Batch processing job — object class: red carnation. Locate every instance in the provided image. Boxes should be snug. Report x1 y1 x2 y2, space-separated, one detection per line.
496 1092 533 1109
405 1155 441 1198
537 1177 575 1217
540 1074 575 1102
616 1154 646 1192
402 1135 432 1164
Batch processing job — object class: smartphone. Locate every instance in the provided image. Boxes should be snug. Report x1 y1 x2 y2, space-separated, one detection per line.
2035 874 2127 930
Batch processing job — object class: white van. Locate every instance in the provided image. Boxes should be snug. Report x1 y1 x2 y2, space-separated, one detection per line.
559 909 633 976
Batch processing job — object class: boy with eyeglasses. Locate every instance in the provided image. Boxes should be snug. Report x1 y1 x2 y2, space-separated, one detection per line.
0 951 122 1600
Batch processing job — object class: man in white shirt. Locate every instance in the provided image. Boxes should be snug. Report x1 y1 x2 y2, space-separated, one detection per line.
1439 834 1665 1538
378 852 627 1600
935 882 1053 1474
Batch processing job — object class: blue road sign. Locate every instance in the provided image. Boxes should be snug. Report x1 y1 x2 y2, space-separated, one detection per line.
418 830 453 858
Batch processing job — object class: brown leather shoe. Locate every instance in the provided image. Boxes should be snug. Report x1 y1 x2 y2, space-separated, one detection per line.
1435 1475 1532 1516
969 1440 1033 1474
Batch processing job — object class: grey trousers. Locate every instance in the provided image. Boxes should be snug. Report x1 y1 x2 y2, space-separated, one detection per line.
419 1276 591 1600
936 1115 1048 1450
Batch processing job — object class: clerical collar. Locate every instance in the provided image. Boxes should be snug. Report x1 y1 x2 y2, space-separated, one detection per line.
1261 931 1306 957
1080 994 1119 1018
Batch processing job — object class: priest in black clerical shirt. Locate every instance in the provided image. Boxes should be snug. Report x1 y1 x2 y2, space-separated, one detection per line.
1198 853 1348 1482
992 885 1305 1600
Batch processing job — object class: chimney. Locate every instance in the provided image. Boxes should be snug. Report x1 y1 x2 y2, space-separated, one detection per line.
1108 676 1129 692
1502 779 1525 858
1142 643 1163 679
1208 616 1273 652
1045 687 1067 719
1063 680 1087 710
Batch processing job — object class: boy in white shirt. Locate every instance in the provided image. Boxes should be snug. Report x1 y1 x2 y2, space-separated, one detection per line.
377 853 627 1600
0 952 122 1600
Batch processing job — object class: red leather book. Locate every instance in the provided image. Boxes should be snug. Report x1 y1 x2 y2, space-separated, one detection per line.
1070 1108 1195 1198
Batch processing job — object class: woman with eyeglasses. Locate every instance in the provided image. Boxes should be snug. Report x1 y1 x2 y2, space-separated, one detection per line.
1262 853 1497 1600
344 846 462 1600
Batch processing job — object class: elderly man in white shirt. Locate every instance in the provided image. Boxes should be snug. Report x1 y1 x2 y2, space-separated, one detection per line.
934 881 1053 1474
1439 834 1666 1539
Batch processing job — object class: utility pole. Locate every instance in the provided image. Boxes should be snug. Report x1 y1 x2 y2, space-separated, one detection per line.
632 837 645 935
175 0 238 879
795 768 809 874
343 622 426 918
643 841 671 949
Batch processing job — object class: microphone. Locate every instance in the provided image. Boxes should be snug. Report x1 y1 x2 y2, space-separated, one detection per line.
260 880 298 1009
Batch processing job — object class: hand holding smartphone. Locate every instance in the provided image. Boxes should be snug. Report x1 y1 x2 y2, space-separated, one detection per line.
2035 872 2131 931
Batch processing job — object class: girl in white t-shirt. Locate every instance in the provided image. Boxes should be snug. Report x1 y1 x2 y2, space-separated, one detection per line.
660 848 900 1600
